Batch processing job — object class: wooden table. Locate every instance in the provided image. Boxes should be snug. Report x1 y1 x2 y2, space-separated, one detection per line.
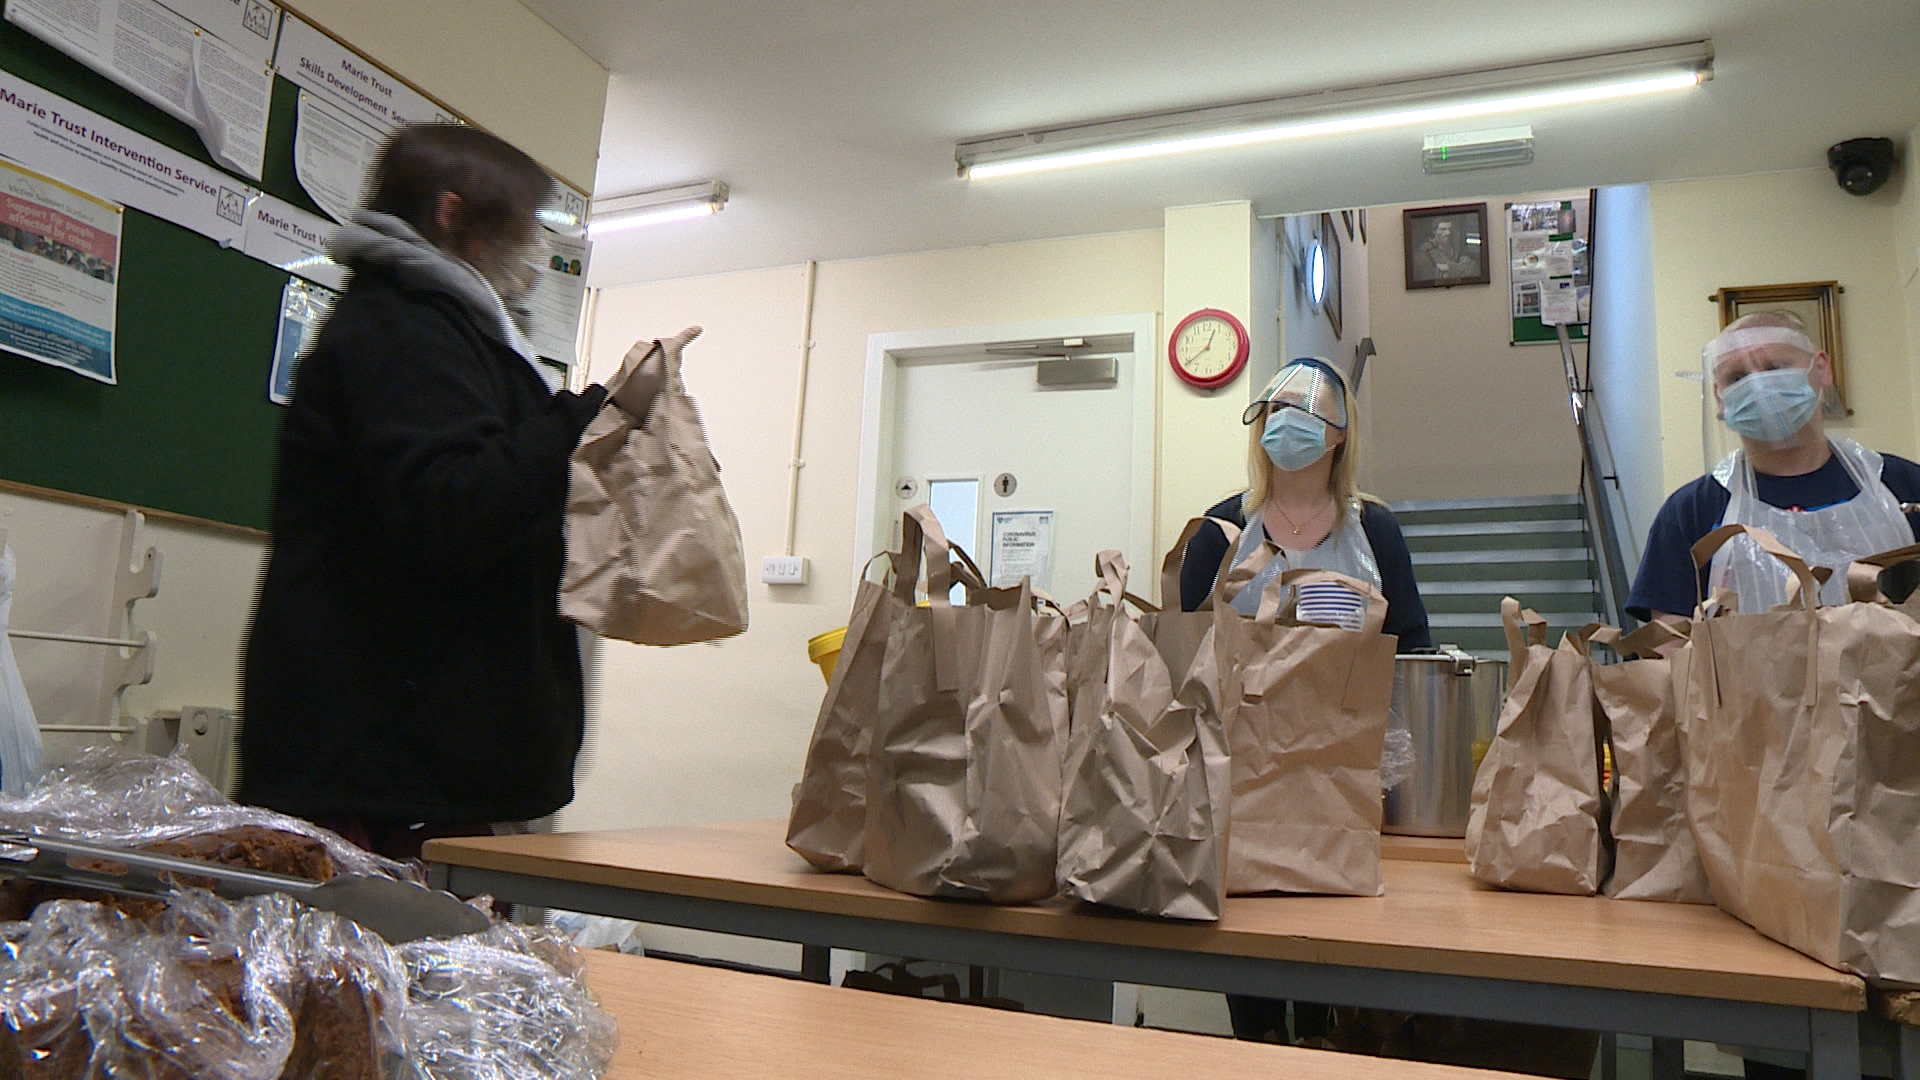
428 819 1867 1079
584 948 1535 1079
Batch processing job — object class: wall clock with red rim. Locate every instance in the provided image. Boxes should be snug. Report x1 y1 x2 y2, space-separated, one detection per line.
1168 308 1249 390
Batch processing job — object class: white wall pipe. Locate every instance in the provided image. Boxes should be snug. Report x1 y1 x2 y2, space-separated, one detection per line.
783 261 819 557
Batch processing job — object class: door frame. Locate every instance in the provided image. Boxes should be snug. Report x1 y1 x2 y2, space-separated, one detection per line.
854 313 1159 592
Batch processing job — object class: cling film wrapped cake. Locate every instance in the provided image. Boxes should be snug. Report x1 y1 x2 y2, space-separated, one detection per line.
0 749 619 1079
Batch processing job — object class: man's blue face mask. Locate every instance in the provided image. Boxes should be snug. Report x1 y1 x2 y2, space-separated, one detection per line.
1720 367 1820 443
1261 408 1330 471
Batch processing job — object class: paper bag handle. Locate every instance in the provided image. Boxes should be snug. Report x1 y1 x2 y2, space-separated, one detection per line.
1689 524 1820 612
1257 566 1390 636
1689 524 1820 708
1844 542 1920 604
1586 619 1688 659
1161 516 1242 611
899 505 963 692
1500 597 1548 679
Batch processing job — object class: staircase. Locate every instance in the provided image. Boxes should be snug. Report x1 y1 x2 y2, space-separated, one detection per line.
1390 494 1603 656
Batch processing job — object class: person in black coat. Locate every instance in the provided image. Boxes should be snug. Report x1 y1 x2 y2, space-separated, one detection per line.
239 125 656 861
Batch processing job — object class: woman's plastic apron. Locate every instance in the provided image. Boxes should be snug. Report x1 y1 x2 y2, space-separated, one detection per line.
1708 437 1912 611
1223 499 1380 619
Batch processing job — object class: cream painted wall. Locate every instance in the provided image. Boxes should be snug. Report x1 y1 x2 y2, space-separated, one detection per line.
1364 199 1585 501
1159 203 1259 557
1649 168 1917 493
284 0 608 191
1893 125 1920 451
567 230 1165 831
0 494 263 758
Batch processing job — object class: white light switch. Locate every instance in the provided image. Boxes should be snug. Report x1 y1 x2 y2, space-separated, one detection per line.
761 555 809 585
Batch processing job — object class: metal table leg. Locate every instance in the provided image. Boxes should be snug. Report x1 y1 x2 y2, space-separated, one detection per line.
1650 1037 1684 1080
1807 1008 1862 1080
1895 1019 1919 1080
800 944 832 983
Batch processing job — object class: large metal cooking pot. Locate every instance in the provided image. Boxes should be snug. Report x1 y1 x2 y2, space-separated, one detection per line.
1383 647 1508 838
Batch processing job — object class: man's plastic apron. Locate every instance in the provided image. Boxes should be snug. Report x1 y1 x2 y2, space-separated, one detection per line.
1708 437 1912 611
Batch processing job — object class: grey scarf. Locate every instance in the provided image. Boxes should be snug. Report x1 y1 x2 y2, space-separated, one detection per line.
328 212 543 373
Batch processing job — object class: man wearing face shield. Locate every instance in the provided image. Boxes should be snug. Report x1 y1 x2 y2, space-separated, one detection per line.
1627 312 1920 626
240 124 676 860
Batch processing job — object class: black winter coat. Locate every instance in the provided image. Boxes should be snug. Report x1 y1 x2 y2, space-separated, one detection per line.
239 265 607 824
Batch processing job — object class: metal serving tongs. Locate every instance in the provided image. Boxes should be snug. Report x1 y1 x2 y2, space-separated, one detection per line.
0 832 492 944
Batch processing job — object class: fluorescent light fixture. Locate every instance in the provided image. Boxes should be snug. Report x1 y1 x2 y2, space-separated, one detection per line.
588 181 728 238
958 41 1710 179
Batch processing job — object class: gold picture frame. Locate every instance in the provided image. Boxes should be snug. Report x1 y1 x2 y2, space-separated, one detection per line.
1711 281 1848 417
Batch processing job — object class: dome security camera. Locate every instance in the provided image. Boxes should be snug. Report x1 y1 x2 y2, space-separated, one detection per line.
1827 137 1895 196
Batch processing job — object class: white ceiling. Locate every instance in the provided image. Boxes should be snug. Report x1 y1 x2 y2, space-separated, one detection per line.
516 0 1920 289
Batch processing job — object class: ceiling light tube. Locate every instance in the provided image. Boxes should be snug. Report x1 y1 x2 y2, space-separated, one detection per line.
958 41 1710 179
588 181 729 238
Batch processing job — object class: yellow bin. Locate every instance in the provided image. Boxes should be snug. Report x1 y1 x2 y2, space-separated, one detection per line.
807 627 847 684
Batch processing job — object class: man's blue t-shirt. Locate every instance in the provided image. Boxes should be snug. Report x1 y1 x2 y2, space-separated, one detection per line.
1626 452 1920 620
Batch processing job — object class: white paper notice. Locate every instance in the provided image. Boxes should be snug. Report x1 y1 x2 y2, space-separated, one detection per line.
990 510 1054 591
293 90 379 224
275 15 453 134
0 160 121 383
188 28 269 177
158 0 279 62
6 0 272 179
1540 279 1579 326
0 69 252 246
525 229 589 363
243 192 345 290
270 274 331 404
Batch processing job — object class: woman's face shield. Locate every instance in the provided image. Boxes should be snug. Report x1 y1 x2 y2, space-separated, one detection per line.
1242 360 1350 429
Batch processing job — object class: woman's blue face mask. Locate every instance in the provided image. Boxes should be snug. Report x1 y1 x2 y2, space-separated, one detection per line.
1261 408 1330 471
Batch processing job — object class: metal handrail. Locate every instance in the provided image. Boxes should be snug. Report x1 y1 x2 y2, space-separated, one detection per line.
1556 324 1635 630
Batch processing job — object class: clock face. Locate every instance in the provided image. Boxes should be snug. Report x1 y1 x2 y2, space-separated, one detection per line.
1169 309 1248 388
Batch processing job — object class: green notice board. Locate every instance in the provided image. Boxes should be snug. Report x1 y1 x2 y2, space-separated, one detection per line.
0 20 332 531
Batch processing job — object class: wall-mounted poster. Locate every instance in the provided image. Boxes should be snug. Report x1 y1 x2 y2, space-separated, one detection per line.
270 275 333 405
1508 195 1590 344
0 160 121 384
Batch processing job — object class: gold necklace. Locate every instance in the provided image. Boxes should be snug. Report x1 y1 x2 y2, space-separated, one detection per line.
1270 498 1334 536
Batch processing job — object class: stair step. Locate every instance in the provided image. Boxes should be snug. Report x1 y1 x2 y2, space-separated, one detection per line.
1391 495 1583 526
1425 593 1598 615
1391 494 1581 512
1415 560 1594 582
1428 612 1600 629
1412 548 1591 565
1401 520 1586 538
1404 530 1589 553
1419 579 1596 595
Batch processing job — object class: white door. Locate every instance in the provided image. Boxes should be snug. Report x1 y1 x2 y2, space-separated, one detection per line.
863 316 1155 606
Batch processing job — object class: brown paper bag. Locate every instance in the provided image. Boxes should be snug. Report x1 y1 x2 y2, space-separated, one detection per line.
862 506 1069 903
1215 559 1395 897
1684 526 1920 982
786 564 893 872
1465 599 1607 895
561 336 749 644
1057 550 1230 920
1581 621 1711 903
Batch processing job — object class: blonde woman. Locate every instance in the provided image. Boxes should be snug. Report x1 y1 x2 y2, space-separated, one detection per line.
1180 357 1430 644
1180 357 1430 1046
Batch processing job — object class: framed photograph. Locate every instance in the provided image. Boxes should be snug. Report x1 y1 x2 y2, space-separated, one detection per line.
1319 213 1343 340
1340 209 1355 241
1357 208 1368 244
1712 281 1849 416
1403 203 1490 289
